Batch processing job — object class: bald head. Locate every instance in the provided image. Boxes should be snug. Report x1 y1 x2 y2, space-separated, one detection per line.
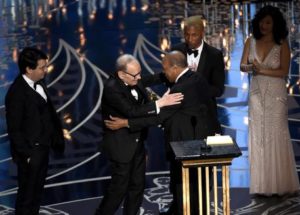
162 51 188 83
164 51 188 68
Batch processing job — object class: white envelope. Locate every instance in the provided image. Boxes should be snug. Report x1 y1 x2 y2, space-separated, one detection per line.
206 135 233 145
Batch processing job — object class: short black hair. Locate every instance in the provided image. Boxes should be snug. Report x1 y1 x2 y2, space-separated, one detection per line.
251 5 288 45
18 47 48 74
166 51 188 68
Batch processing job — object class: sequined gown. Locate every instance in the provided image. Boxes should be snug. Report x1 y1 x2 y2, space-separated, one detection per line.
248 37 299 195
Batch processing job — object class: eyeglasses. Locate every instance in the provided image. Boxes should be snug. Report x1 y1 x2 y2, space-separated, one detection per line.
123 71 141 79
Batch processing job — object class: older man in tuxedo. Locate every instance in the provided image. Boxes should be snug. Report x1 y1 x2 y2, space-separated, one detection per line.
5 47 65 215
172 15 225 134
105 51 214 214
95 54 183 215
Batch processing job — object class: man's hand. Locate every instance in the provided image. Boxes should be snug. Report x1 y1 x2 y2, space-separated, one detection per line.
104 116 128 130
156 89 184 108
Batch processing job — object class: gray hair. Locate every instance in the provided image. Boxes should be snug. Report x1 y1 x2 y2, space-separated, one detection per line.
115 54 138 73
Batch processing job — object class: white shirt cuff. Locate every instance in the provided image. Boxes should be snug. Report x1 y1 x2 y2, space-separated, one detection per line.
155 101 160 114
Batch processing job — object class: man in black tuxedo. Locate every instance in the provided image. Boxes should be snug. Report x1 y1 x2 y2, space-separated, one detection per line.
95 54 183 215
171 17 225 213
172 15 225 134
5 47 65 215
105 51 214 214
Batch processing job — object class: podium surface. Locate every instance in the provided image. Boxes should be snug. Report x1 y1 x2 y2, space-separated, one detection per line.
170 140 242 215
170 140 241 160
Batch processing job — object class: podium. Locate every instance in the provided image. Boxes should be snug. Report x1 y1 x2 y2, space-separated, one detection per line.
170 140 242 215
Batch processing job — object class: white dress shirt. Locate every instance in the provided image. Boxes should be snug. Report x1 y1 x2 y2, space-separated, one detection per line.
23 75 47 101
187 40 204 72
130 88 139 100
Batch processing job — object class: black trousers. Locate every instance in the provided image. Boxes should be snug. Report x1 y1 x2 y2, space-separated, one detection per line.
15 145 49 215
96 143 145 215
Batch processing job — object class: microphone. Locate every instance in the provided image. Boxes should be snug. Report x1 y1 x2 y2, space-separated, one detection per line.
191 116 197 139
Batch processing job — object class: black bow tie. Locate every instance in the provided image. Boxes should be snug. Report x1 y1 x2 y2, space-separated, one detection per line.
127 85 138 90
187 49 199 57
34 81 41 90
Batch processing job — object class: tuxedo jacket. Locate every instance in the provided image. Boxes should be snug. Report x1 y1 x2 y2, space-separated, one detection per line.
172 42 225 133
129 71 216 157
101 74 158 163
5 75 65 162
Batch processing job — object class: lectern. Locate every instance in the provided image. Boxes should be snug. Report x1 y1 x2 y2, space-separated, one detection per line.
170 140 242 215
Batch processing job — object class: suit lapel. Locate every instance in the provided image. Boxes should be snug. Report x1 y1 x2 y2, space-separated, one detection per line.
37 81 58 112
197 42 207 75
177 42 207 75
19 77 47 104
38 81 49 101
116 76 140 104
113 75 148 104
136 82 148 104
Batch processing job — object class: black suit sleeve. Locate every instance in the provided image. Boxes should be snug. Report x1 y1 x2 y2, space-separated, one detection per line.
40 82 65 153
102 82 157 118
128 115 161 132
210 50 225 97
5 91 31 158
128 72 212 131
127 80 187 131
128 103 180 132
49 104 65 153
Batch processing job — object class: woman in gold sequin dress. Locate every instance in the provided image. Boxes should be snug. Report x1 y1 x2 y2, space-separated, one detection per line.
240 5 299 196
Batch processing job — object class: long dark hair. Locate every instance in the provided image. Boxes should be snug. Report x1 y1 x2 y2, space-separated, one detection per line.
251 5 288 45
